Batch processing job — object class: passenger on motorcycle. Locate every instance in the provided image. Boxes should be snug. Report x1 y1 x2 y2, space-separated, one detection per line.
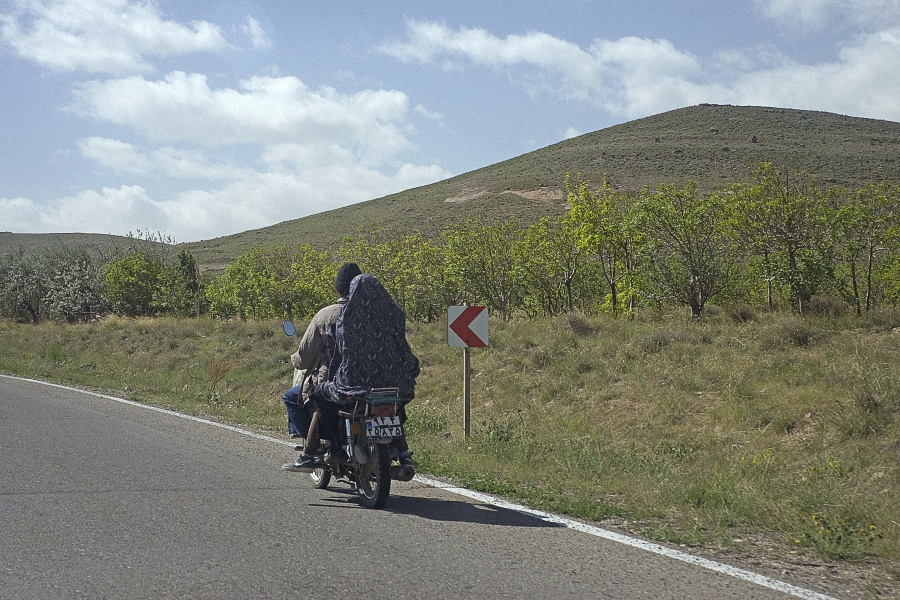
291 272 421 472
282 262 361 472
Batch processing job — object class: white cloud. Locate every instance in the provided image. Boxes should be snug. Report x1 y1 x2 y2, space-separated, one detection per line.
160 161 450 241
757 0 843 28
1 185 165 235
242 16 271 50
755 0 900 29
78 137 254 180
149 146 249 180
1 157 451 241
381 20 900 122
17 68 454 241
718 27 900 118
71 71 415 165
0 0 227 74
36 63 454 241
380 22 609 101
78 137 151 174
414 104 442 120
380 22 701 105
564 127 581 139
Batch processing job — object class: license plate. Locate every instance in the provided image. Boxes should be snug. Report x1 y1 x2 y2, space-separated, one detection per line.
366 416 403 438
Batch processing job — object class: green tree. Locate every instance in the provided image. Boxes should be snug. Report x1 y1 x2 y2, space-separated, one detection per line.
566 175 637 316
257 245 297 319
443 215 524 321
104 249 164 317
833 182 900 315
515 215 584 316
731 164 837 315
206 245 335 320
631 183 741 318
289 244 337 319
398 234 453 323
206 247 279 319
339 225 418 311
173 249 201 316
882 257 900 306
340 225 457 321
204 276 238 318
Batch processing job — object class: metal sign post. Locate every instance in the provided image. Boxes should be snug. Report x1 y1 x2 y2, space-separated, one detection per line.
463 346 471 438
448 306 488 438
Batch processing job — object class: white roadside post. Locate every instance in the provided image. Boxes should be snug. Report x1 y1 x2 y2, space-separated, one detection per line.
447 306 488 438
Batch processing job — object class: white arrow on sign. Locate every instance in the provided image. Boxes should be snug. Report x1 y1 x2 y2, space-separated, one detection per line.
447 306 488 347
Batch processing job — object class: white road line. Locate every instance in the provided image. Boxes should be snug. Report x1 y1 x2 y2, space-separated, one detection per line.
2 374 839 600
415 474 838 600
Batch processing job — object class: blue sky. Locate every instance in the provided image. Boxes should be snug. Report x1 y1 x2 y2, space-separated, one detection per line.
2 0 899 242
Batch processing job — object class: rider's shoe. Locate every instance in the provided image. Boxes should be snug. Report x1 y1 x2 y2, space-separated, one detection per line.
398 450 418 469
282 453 316 473
325 445 349 464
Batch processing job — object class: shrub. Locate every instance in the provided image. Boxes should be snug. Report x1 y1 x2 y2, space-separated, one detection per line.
805 295 847 318
728 303 756 323
759 315 813 349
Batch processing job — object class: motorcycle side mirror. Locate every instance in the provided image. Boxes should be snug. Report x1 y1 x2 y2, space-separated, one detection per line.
282 321 296 337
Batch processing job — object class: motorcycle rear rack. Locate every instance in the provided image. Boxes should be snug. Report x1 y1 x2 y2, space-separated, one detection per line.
336 388 402 418
367 387 401 404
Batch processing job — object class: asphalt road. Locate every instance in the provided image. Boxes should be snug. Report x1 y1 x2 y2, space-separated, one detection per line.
0 376 823 599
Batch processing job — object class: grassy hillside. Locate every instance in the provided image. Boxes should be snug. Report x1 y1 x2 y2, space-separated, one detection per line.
0 232 141 254
179 104 900 271
4 104 900 273
0 232 167 261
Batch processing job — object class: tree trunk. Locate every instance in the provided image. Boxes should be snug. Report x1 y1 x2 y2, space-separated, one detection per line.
865 244 875 312
609 282 618 316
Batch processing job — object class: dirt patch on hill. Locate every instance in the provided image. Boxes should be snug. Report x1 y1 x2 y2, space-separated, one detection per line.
444 187 567 204
503 188 566 203
444 188 488 203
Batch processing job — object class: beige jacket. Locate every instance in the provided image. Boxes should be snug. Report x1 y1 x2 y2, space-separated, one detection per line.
290 298 346 401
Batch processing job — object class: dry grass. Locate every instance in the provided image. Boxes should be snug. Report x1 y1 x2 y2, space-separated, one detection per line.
0 316 298 429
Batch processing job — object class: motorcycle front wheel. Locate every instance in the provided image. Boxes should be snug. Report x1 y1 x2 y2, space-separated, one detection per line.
309 466 331 489
357 442 391 509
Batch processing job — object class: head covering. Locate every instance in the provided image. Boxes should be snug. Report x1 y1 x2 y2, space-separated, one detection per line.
334 262 362 297
323 274 420 400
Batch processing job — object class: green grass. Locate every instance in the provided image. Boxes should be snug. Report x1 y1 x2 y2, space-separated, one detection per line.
1 309 899 570
0 316 296 430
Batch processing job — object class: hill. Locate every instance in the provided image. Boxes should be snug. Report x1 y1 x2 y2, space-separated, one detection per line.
5 104 900 272
181 104 900 271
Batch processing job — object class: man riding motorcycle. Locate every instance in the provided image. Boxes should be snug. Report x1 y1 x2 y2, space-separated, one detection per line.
285 271 420 473
282 262 361 471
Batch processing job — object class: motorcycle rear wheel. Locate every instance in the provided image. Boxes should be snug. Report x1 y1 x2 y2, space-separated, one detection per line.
357 442 391 509
309 466 331 489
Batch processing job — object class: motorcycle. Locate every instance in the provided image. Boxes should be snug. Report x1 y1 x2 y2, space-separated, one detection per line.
282 321 415 509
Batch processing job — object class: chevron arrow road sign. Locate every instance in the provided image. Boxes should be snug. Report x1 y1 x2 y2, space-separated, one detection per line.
447 306 488 348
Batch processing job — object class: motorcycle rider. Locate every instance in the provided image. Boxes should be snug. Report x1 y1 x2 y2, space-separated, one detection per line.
282 262 361 472
290 272 420 472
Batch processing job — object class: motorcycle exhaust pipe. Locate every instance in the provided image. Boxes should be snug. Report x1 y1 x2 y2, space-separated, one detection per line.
390 465 415 482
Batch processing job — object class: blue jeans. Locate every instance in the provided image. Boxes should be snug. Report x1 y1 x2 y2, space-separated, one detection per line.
283 385 312 438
